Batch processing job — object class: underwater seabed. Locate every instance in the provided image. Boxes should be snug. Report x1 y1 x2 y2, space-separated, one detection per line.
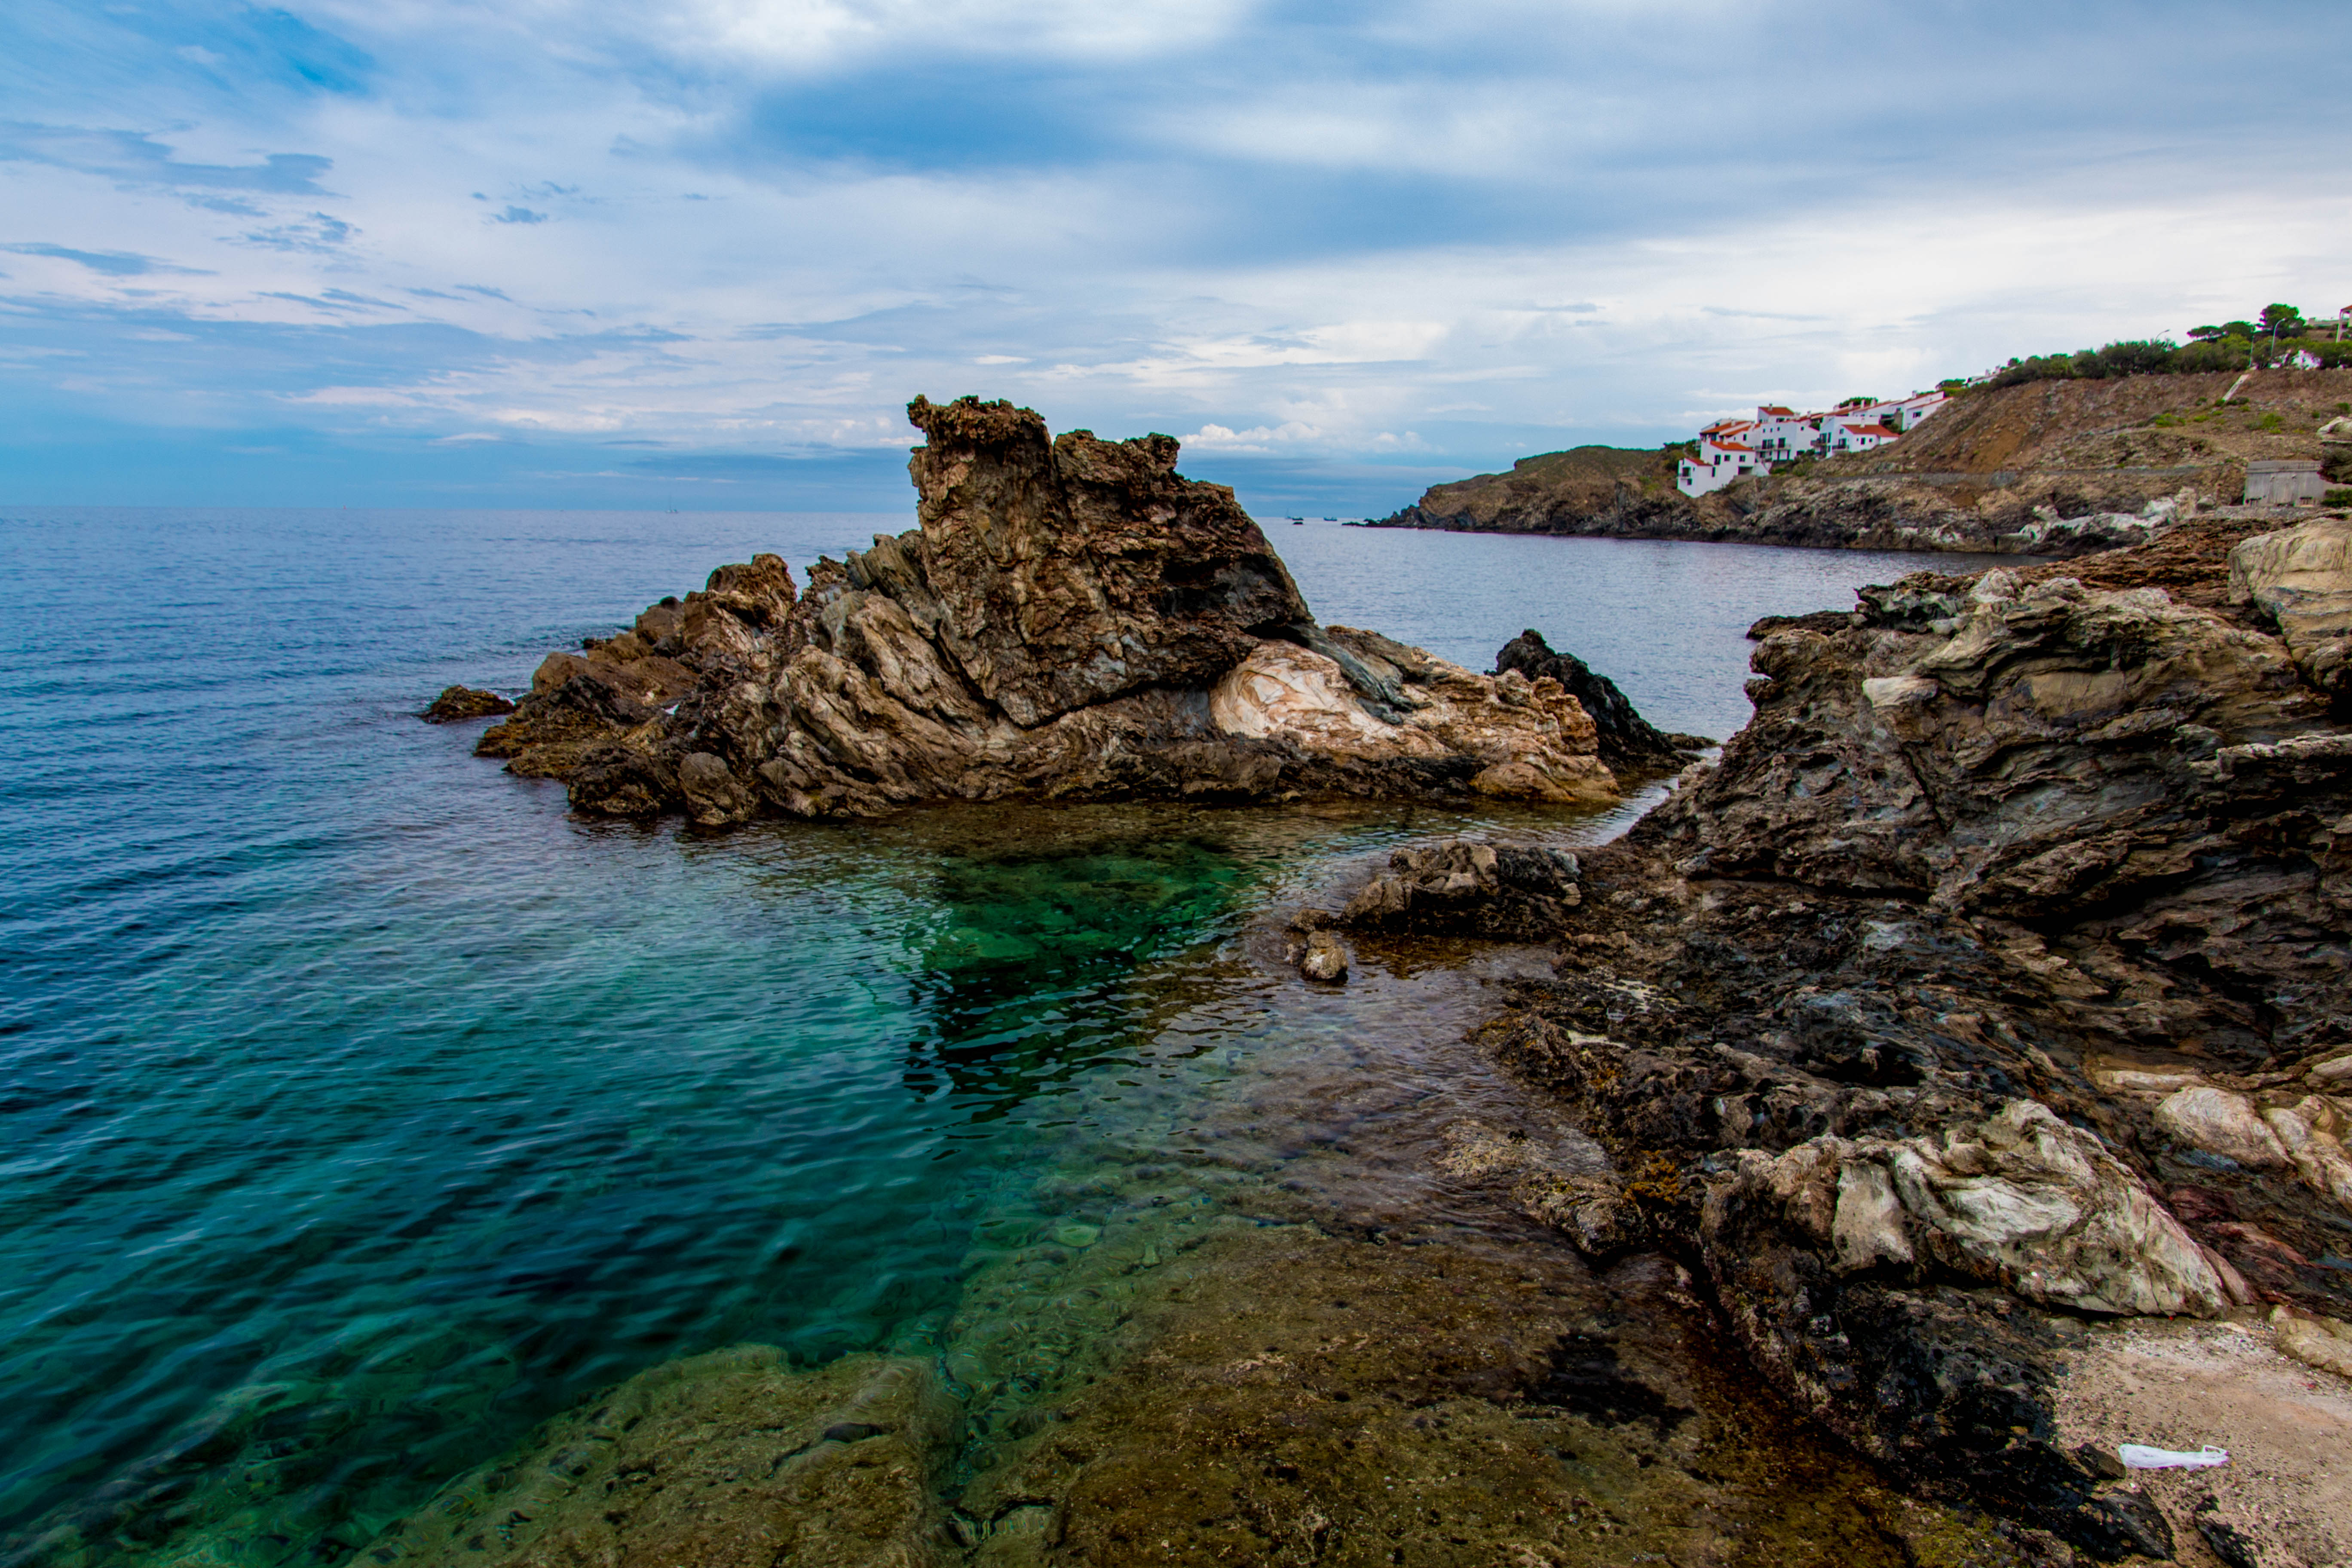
19 796 2017 1568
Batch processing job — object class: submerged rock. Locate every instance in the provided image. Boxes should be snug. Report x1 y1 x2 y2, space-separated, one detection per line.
472 397 1635 821
419 684 514 723
360 1347 957 1568
1341 838 1583 940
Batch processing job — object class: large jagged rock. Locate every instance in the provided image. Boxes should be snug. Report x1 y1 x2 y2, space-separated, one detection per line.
419 685 514 723
1706 1100 2239 1318
475 397 1625 822
1493 628 1703 769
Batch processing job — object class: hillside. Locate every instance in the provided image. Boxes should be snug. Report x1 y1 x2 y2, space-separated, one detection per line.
1375 368 2352 553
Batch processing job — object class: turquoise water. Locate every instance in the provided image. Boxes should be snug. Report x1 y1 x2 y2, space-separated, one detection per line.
0 507 1984 1565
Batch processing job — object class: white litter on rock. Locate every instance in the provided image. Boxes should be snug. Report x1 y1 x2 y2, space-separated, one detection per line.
2118 1443 2229 1470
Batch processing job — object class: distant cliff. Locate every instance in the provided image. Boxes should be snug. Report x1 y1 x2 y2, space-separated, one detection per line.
1374 368 2352 554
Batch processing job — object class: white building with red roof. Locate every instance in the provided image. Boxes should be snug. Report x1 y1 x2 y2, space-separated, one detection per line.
1675 389 1949 496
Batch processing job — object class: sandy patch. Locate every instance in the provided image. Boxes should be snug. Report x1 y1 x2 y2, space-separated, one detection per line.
2053 1316 2352 1566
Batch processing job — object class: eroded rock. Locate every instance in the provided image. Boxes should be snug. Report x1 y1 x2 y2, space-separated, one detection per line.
1493 627 1704 769
420 685 514 723
472 398 1634 821
1297 929 1349 982
1416 514 2352 1551
2230 516 2352 703
2153 1086 2289 1170
1707 1101 2238 1317
1341 839 1583 940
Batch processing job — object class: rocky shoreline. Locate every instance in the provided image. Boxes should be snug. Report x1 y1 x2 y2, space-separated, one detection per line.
430 418 2352 1562
1319 509 2352 1564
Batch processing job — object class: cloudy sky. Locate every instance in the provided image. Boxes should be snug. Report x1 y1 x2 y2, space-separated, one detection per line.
4 1 2348 514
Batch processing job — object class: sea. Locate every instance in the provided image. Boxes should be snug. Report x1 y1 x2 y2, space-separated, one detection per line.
0 507 1990 1565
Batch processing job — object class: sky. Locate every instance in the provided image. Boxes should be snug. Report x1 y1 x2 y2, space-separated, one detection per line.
3 1 2349 515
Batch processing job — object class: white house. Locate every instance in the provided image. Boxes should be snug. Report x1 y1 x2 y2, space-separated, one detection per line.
1676 419 1771 496
1675 389 1949 496
1825 419 1899 454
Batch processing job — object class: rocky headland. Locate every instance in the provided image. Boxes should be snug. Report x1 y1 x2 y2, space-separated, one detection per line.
1375 369 2352 556
467 396 1690 825
1328 509 2352 1563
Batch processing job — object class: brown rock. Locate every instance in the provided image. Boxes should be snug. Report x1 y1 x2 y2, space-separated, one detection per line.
419 685 514 723
358 1348 955 1568
482 397 1637 822
1297 929 1349 982
1340 839 1582 940
2230 517 2352 702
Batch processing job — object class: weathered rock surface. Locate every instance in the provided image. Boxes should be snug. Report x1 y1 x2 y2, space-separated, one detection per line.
2229 515 2352 705
1341 510 2352 1556
420 684 514 723
2272 1305 2352 1380
1340 838 1583 940
473 398 1630 822
1295 927 1349 981
362 1348 957 1568
1494 628 1706 768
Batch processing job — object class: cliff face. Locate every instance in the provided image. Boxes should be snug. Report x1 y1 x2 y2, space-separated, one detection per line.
1378 368 2352 555
474 397 1661 824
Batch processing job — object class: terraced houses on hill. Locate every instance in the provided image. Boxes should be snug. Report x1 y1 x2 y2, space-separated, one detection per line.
1676 389 1949 497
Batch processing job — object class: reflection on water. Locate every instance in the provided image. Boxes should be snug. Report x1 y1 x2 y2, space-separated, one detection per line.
902 829 1254 1115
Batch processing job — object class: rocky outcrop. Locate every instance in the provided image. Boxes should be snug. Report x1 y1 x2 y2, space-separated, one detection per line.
1343 508 2352 1556
2230 516 2352 706
1373 368 2352 556
1340 838 1584 940
419 685 514 723
474 398 1629 823
1493 628 1705 768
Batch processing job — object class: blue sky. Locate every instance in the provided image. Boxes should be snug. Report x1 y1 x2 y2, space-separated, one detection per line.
3 1 2348 514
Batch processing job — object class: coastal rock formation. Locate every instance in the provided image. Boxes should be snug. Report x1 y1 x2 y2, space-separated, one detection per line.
1374 368 2352 555
419 684 514 723
1350 509 2352 1556
1341 838 1584 940
475 398 1629 822
2229 515 2352 704
1493 628 1704 768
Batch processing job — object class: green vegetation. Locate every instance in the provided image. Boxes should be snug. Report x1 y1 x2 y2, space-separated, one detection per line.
2329 488 2352 507
1980 303 2352 388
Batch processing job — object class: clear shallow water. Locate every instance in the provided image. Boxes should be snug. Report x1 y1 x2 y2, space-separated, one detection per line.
0 507 1988 1565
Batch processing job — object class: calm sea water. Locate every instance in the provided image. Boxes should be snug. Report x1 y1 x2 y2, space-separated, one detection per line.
0 507 1986 1565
